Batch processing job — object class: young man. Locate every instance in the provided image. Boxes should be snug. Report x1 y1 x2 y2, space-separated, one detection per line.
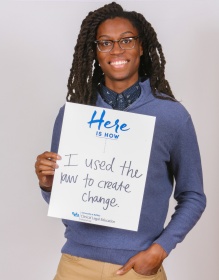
35 2 206 279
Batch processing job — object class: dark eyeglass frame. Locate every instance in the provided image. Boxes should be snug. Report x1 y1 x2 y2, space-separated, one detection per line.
94 35 140 52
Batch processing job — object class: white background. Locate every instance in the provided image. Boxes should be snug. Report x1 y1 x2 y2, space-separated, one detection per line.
0 0 218 279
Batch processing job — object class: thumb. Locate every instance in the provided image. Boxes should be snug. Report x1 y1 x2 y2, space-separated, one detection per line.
116 259 134 275
42 176 47 183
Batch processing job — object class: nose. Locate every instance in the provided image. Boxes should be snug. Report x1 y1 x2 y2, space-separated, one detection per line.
110 41 124 54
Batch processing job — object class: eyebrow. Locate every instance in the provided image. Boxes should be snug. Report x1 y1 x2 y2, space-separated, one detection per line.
97 31 135 40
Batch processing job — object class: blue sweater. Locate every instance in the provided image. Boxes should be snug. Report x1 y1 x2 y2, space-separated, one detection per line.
42 79 206 264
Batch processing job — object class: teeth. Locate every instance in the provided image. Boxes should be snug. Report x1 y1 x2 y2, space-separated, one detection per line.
110 61 127 65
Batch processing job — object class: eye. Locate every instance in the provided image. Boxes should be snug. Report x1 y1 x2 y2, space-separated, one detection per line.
120 38 133 45
99 41 113 47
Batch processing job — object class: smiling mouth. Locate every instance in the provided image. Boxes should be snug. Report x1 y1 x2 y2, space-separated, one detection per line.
109 60 128 66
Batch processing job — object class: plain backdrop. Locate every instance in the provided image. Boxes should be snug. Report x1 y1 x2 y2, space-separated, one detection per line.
0 1 218 279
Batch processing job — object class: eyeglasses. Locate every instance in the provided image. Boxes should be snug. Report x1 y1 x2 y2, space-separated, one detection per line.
94 36 140 52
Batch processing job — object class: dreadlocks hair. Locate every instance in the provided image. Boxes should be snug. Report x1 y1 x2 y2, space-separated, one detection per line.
66 2 175 104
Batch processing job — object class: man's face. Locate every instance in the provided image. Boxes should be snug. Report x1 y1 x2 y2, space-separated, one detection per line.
96 17 143 91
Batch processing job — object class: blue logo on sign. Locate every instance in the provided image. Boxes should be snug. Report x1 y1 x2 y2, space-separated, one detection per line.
72 212 79 217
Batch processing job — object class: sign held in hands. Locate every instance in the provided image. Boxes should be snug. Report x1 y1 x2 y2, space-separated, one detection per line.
48 102 156 231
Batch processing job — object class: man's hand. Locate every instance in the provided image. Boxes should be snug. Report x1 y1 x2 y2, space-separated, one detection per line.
116 243 168 276
35 151 61 191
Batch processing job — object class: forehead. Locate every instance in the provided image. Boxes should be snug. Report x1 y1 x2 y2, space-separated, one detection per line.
96 17 138 38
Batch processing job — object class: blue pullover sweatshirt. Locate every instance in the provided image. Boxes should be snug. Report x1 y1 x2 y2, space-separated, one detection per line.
41 78 206 264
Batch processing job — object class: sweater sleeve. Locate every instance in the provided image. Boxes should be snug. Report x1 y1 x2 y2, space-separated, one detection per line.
41 105 65 204
154 115 206 254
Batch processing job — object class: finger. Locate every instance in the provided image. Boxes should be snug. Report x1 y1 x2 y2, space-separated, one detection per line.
41 151 62 161
40 170 56 176
35 159 59 175
116 259 135 275
39 158 59 169
36 152 61 167
36 167 56 178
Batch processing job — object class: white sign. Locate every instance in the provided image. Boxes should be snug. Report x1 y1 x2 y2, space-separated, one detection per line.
48 102 156 231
